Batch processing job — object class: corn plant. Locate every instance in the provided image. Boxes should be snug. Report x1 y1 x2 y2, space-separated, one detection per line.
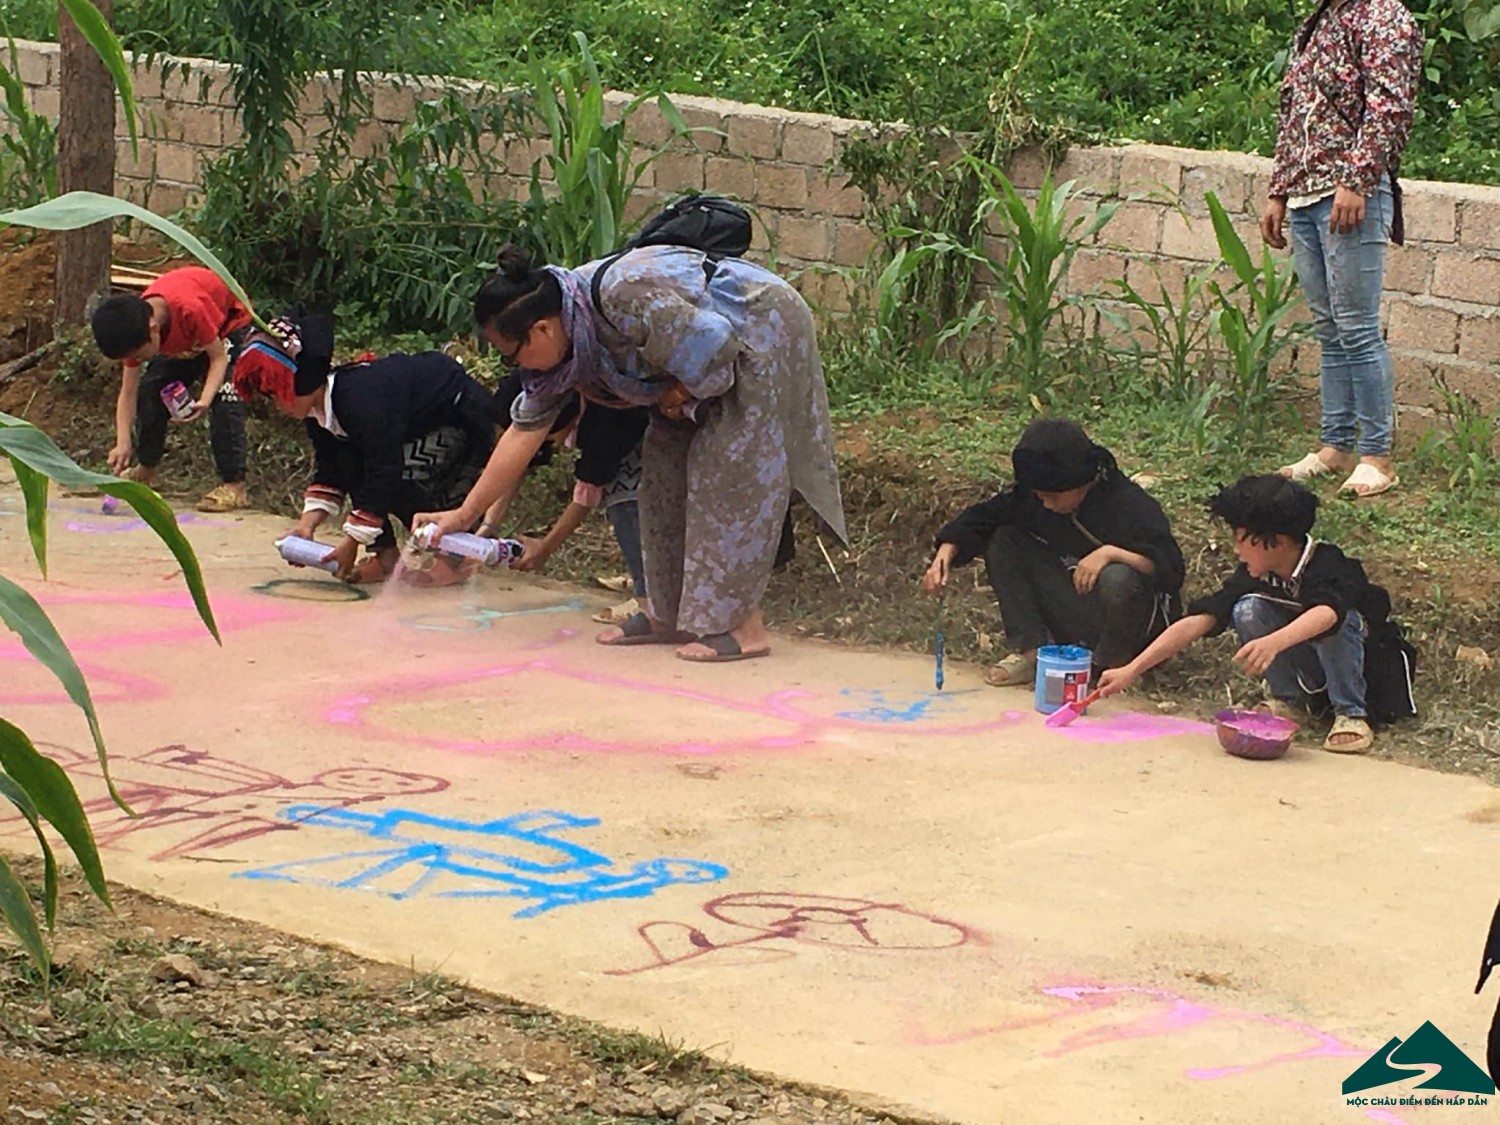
522 32 700 267
1204 191 1309 435
0 415 218 976
879 157 1118 397
1102 263 1216 402
0 41 57 208
1 189 228 976
1413 372 1500 494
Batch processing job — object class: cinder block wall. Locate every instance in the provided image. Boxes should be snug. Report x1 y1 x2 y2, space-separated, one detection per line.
6 38 1497 408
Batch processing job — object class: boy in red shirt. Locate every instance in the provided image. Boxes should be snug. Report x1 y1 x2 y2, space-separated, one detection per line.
90 266 253 511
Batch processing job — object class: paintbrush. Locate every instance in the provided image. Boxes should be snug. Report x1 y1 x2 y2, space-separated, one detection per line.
1045 687 1104 728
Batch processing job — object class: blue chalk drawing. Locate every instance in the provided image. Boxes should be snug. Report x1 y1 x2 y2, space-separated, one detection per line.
401 599 586 633
835 687 979 724
235 806 727 917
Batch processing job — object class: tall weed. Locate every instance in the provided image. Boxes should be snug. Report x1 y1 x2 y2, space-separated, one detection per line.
0 41 56 208
1413 372 1500 494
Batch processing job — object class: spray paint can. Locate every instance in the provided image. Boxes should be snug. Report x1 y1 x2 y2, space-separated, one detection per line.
161 381 197 421
275 536 340 573
413 526 525 567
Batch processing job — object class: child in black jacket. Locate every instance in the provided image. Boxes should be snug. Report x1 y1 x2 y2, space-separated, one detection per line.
234 315 501 584
922 418 1184 686
1097 474 1378 753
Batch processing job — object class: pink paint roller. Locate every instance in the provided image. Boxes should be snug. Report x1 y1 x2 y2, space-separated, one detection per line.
1044 687 1105 728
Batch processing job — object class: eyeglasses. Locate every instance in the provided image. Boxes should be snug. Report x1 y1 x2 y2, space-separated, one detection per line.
492 326 530 369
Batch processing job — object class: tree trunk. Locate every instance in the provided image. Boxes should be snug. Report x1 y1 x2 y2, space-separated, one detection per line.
53 0 117 327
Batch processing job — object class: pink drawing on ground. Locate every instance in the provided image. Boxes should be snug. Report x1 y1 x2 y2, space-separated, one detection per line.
0 589 296 705
323 660 1033 756
17 743 449 862
608 892 982 976
1051 712 1214 744
907 980 1367 1084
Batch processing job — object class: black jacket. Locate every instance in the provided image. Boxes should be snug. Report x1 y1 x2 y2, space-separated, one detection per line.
934 469 1185 596
307 352 500 518
1187 539 1372 640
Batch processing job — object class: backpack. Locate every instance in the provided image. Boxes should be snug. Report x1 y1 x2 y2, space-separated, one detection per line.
590 195 753 322
1361 584 1419 726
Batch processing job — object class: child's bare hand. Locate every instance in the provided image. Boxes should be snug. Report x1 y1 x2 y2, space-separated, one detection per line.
107 443 133 474
1234 636 1283 678
1095 666 1136 697
328 536 360 582
510 535 550 573
1073 547 1114 595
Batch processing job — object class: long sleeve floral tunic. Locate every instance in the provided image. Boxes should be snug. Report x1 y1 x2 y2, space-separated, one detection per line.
1268 0 1424 200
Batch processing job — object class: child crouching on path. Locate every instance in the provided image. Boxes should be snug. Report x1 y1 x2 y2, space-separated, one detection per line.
1096 474 1381 753
90 266 253 512
921 418 1184 686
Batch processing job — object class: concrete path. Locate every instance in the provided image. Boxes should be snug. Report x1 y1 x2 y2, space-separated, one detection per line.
2 483 1496 1124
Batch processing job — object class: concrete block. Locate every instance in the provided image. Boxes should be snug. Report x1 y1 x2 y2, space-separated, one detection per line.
1403 189 1458 243
1459 311 1500 364
1383 243 1430 295
651 151 705 193
1120 148 1183 199
1459 197 1500 252
1158 209 1220 261
753 164 808 210
807 171 866 218
832 222 878 268
1054 146 1119 197
726 114 780 160
1431 252 1500 302
776 215 833 261
1386 300 1460 353
704 155 755 201
782 121 834 166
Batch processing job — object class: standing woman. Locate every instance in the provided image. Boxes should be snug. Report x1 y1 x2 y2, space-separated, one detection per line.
415 244 846 663
1262 0 1422 498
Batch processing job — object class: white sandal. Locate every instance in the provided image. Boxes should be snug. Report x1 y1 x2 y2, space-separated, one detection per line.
1324 715 1374 754
1338 463 1399 498
1280 452 1335 481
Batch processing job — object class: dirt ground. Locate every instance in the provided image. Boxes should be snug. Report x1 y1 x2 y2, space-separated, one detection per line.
3 862 919 1125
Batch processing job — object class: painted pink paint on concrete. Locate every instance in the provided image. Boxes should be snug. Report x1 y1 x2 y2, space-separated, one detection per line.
323 659 1036 756
1052 713 1214 744
908 981 1367 1085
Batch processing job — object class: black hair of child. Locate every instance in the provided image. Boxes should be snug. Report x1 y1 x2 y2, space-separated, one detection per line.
1207 474 1319 546
473 244 564 343
90 293 152 359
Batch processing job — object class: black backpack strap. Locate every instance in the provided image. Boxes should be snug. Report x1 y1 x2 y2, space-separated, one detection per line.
590 248 720 330
590 250 628 330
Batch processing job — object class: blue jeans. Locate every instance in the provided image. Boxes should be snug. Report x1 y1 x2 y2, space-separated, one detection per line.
1231 595 1367 718
1288 184 1395 458
606 499 647 598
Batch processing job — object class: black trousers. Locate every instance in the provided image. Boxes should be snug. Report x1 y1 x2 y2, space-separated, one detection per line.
983 525 1167 670
134 354 247 483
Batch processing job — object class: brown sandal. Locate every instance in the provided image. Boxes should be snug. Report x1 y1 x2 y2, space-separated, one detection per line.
596 612 693 647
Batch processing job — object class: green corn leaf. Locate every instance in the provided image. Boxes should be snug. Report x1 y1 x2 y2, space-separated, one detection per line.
0 853 49 976
57 0 138 153
12 457 48 578
0 413 218 645
1206 192 1256 288
0 193 264 331
0 718 109 908
0 573 119 808
0 769 59 930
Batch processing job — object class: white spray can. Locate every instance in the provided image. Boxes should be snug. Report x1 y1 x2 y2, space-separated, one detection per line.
412 526 525 567
275 536 340 573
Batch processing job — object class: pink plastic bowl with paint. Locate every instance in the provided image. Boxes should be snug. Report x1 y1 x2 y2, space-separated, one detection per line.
1214 709 1298 760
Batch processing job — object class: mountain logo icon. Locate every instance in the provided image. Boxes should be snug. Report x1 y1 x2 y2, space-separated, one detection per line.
1343 1021 1497 1096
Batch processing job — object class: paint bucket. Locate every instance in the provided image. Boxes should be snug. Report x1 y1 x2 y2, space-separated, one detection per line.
1034 644 1092 715
160 381 196 421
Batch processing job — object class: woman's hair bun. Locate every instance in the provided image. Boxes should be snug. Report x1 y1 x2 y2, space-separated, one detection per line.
496 243 533 282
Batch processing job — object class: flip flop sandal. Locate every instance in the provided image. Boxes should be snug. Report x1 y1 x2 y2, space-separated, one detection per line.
1338 463 1399 498
984 653 1036 688
591 597 640 625
1323 715 1373 754
401 556 478 588
1280 452 1336 481
597 611 693 647
676 632 771 663
197 483 249 512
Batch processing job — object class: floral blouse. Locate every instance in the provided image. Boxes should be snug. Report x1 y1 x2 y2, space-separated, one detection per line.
1268 0 1424 200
